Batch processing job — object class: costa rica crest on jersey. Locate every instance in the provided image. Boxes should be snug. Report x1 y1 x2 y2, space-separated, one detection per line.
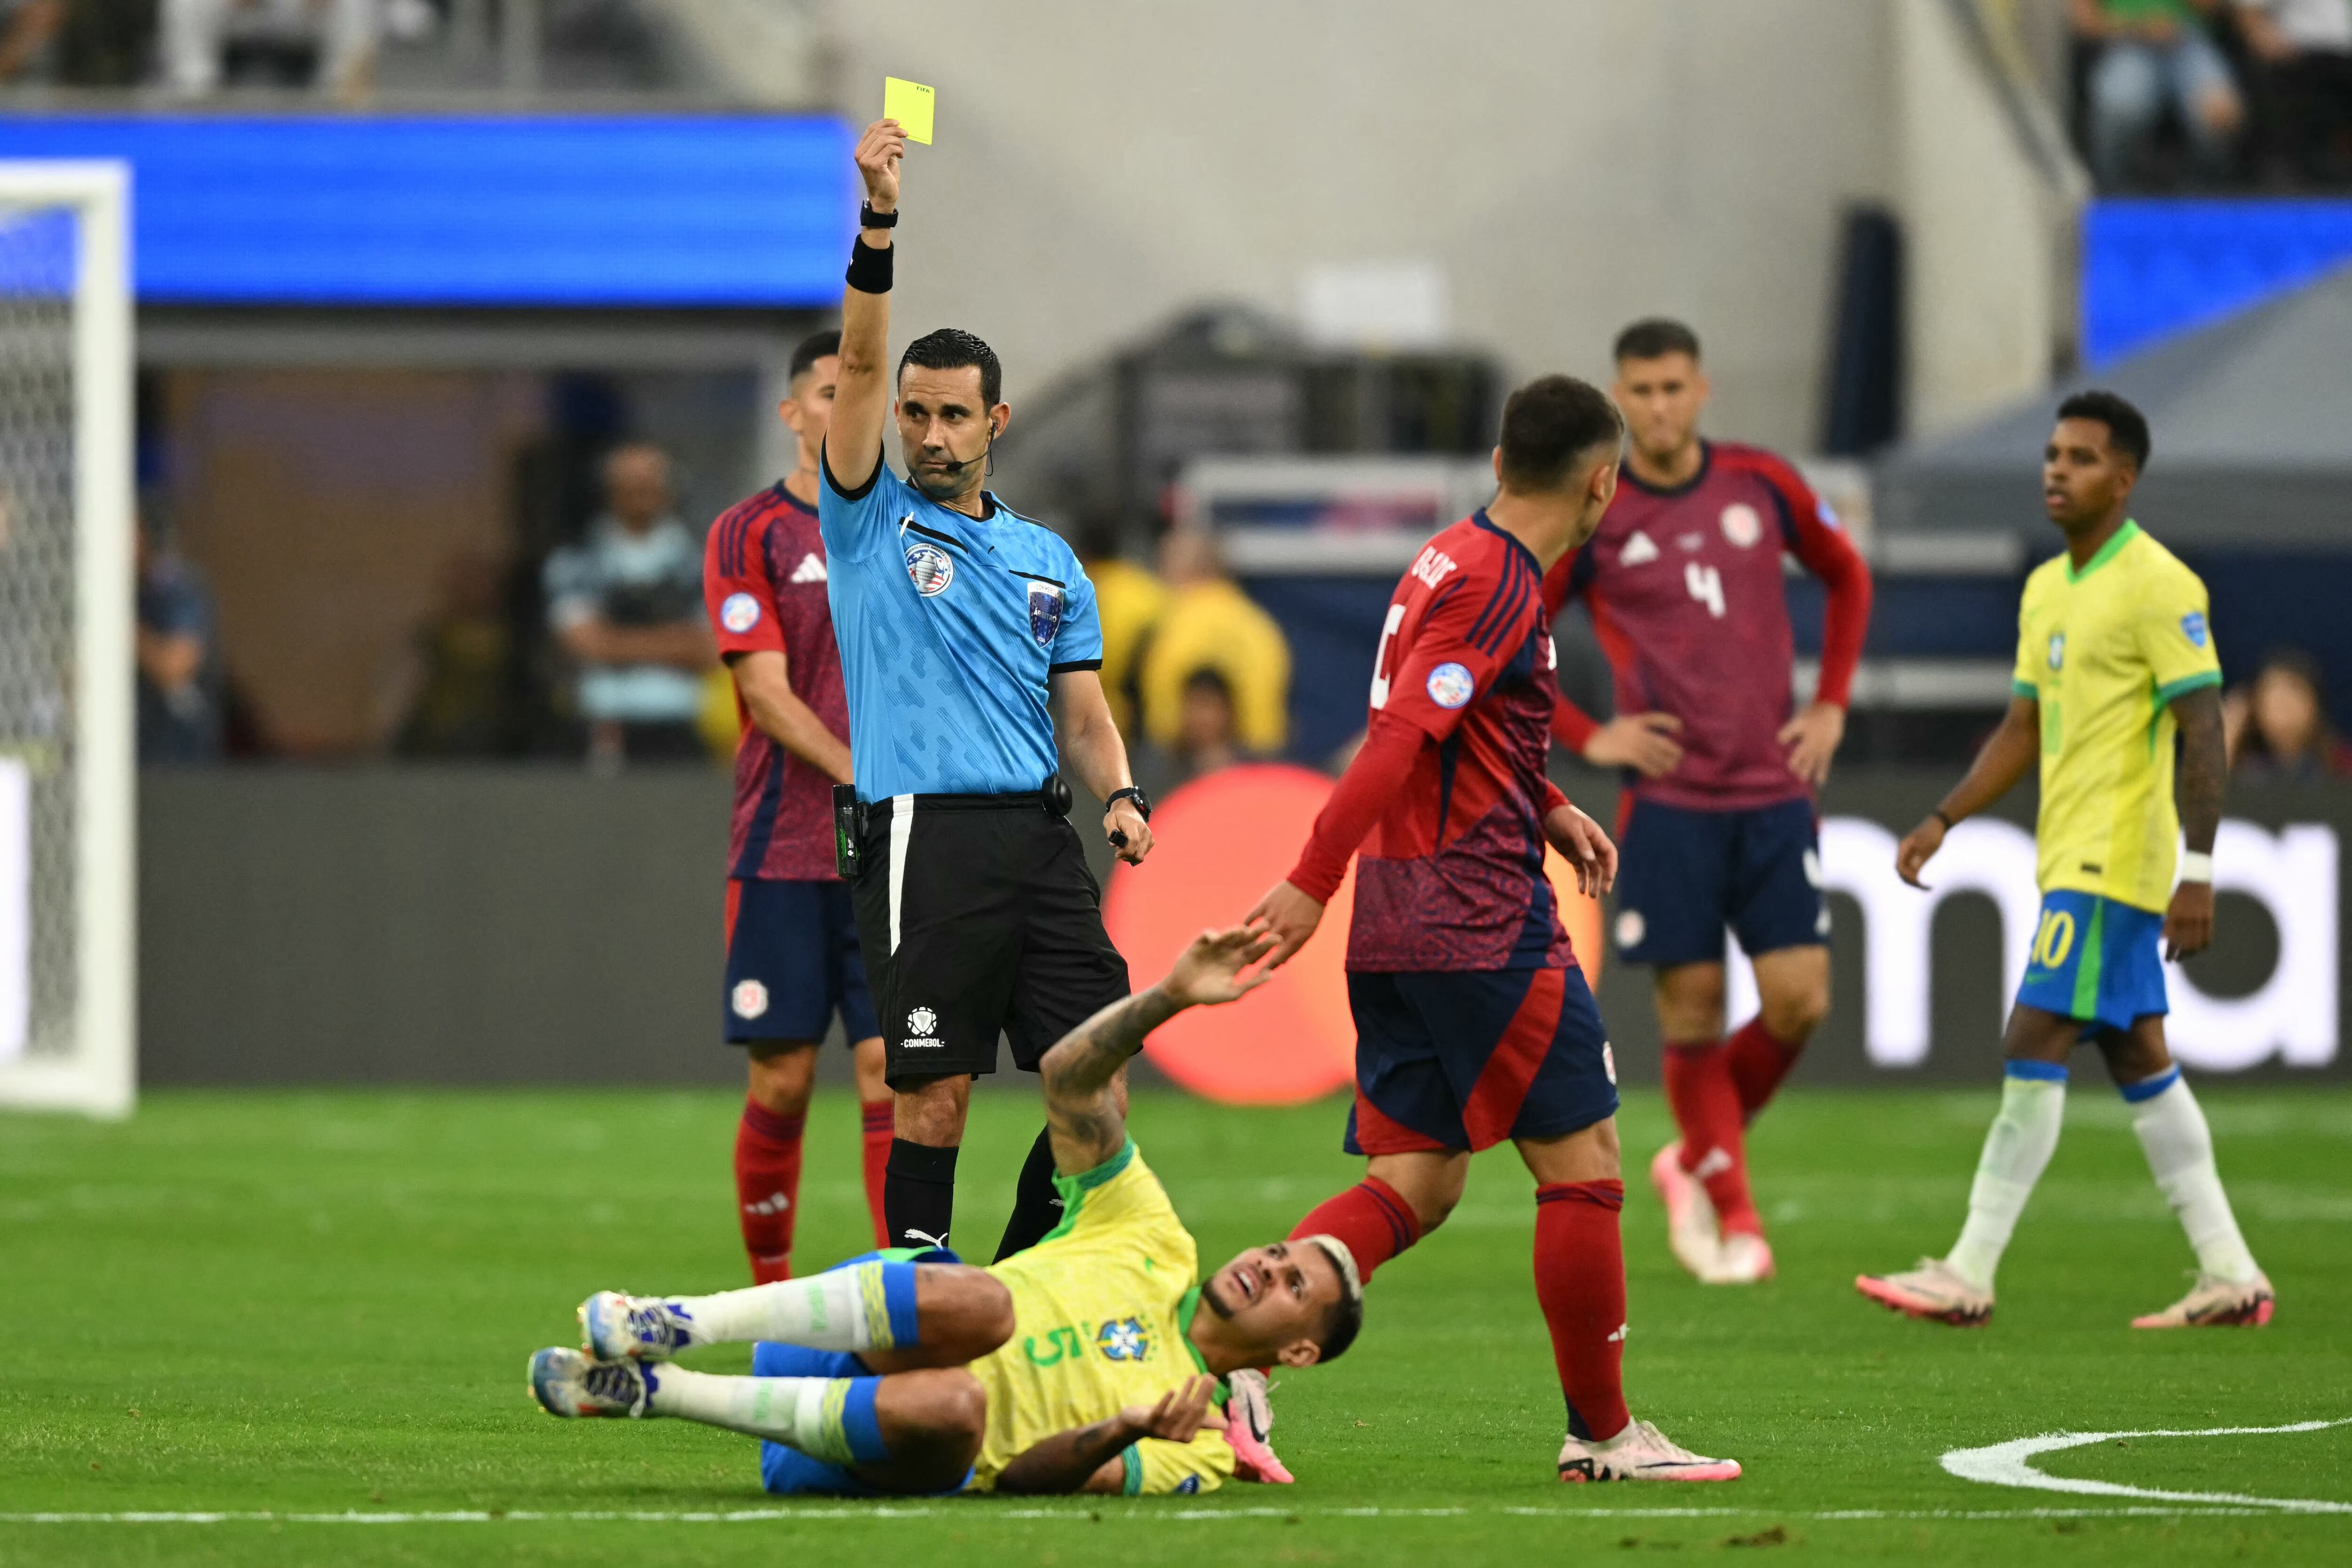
1719 503 1763 549
1027 581 1065 647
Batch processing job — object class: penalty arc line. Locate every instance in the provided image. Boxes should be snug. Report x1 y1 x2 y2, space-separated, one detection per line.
1941 1417 2352 1514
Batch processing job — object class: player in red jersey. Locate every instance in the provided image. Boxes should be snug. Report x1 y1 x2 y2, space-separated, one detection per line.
704 329 893 1281
1543 319 1873 1286
1246 375 1740 1486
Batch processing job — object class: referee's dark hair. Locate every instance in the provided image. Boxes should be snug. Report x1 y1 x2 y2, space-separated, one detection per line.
1497 374 1626 495
789 329 841 385
898 327 1002 406
2056 389 2151 473
1613 317 1702 365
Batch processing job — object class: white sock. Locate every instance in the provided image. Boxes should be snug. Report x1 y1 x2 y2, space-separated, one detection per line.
667 1262 893 1352
644 1366 865 1464
2126 1069 2262 1285
1946 1065 2067 1291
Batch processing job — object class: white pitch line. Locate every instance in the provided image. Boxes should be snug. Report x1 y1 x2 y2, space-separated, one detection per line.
1942 1417 2352 1514
0 1504 2332 1526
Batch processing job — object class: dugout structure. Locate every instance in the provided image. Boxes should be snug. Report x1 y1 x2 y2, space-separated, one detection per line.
0 161 135 1117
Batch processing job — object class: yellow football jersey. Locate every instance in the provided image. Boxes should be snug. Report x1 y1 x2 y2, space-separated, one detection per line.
965 1141 1234 1496
2011 521 2221 913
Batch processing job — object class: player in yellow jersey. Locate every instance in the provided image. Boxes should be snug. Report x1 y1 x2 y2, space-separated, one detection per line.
1857 391 2272 1331
527 922 1365 1497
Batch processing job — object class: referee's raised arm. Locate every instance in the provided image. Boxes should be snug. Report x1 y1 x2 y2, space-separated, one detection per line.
825 119 906 497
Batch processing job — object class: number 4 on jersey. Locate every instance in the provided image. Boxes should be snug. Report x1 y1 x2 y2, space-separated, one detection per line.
1685 562 1725 619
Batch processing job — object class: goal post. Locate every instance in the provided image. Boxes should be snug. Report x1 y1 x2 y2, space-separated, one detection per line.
0 160 135 1118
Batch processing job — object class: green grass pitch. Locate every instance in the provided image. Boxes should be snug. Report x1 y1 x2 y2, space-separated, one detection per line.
3 1084 2347 1566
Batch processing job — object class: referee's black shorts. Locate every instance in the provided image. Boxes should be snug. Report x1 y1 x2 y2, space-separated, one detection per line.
848 791 1130 1089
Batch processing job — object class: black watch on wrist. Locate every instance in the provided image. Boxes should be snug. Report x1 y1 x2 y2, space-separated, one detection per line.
1107 785 1152 821
859 202 899 229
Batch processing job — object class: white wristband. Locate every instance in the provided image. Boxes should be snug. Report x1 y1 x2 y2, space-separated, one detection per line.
2178 851 2214 884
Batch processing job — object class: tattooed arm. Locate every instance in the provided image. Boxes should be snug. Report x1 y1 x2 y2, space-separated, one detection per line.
1037 923 1280 1174
2165 685 2225 961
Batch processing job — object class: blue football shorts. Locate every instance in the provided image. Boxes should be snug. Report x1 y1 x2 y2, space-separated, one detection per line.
2013 889 2168 1037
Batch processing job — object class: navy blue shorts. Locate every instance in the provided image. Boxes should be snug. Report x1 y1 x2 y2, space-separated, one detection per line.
724 879 880 1045
1344 964 1619 1156
1610 796 1826 969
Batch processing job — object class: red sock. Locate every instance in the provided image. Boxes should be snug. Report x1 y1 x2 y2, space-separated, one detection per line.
1725 1016 1804 1122
1661 1042 1760 1236
1534 1179 1631 1441
859 1099 894 1251
1289 1176 1422 1283
734 1098 806 1284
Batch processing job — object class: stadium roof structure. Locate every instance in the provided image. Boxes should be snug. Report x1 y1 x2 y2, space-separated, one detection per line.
1876 263 2352 549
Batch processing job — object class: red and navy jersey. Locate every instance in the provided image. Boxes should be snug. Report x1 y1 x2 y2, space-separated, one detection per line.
1347 513 1573 974
1544 441 1871 812
704 484 849 882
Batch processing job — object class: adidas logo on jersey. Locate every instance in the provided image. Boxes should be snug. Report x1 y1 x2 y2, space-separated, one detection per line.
1620 531 1660 566
789 553 827 584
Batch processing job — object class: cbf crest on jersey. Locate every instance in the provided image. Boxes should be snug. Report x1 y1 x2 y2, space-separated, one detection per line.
1027 581 1065 648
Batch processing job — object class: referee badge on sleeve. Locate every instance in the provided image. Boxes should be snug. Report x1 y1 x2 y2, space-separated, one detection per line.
1028 582 1065 647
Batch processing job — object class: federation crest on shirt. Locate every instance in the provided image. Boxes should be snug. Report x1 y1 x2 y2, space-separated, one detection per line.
905 540 955 597
1719 503 1763 549
1027 581 1065 648
1097 1317 1150 1361
2048 632 2066 670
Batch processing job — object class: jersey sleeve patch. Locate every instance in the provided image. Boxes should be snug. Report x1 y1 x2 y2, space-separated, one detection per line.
1425 661 1476 709
2180 610 2209 648
720 592 763 634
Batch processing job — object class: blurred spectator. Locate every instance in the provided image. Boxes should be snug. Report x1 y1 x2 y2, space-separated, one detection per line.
135 518 223 764
2073 0 2247 186
163 0 377 97
1171 666 1240 779
2224 648 2352 780
2237 0 2352 183
542 442 715 768
1074 513 1168 741
0 0 63 80
1137 529 1289 762
395 549 516 758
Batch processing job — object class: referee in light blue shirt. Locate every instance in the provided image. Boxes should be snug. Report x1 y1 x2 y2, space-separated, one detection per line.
826 117 1156 1264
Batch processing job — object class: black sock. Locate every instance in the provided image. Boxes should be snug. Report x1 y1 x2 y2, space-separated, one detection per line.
993 1124 1066 1262
884 1139 959 1254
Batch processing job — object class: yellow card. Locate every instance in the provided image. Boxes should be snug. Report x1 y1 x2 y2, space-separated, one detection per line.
884 77 935 144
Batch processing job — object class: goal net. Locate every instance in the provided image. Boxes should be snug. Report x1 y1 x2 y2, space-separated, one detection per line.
0 162 134 1117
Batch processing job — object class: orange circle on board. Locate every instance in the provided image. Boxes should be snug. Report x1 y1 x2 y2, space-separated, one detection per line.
1104 764 1604 1106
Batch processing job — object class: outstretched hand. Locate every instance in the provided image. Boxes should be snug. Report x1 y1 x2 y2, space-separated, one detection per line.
1245 880 1326 969
1119 1376 1228 1445
1160 922 1283 1009
855 119 906 210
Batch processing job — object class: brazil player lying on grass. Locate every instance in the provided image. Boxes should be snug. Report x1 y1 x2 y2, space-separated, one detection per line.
529 923 1364 1496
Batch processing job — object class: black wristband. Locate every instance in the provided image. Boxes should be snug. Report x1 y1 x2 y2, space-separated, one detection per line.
1932 808 1956 831
859 202 898 229
845 236 893 294
1107 785 1152 821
